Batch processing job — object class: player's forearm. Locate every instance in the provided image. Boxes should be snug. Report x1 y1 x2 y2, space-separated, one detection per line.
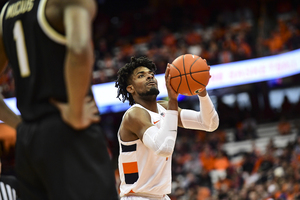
0 98 21 129
180 93 219 131
65 46 93 117
199 94 219 130
143 110 178 157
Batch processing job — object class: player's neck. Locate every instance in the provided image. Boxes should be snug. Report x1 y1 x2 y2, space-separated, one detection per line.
135 99 158 113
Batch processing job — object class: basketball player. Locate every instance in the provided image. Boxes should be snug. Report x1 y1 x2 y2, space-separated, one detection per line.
115 57 219 199
0 0 118 199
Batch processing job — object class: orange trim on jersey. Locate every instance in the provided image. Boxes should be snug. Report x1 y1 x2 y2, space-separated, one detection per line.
123 162 138 174
154 120 160 124
129 190 135 193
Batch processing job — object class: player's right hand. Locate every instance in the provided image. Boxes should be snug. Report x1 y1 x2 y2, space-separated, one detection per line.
165 63 179 101
51 96 100 130
165 63 179 111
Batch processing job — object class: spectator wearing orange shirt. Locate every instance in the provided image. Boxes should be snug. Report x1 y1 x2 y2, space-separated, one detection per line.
199 145 215 172
214 150 230 171
211 150 230 184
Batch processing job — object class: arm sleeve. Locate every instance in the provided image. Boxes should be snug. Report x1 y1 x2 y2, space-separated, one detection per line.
142 110 178 157
180 94 219 132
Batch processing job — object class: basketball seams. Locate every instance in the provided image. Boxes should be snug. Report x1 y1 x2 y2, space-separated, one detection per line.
171 70 209 78
183 55 193 95
190 75 207 87
189 57 201 73
170 64 181 93
190 58 209 87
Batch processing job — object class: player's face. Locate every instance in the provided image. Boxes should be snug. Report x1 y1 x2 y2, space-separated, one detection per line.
130 66 159 96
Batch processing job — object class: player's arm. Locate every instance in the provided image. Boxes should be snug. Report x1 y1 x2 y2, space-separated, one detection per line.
158 91 219 131
0 4 22 129
181 89 219 132
0 96 21 129
56 0 98 129
157 100 183 126
122 107 178 157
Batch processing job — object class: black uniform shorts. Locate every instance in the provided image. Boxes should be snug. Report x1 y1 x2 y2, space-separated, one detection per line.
15 114 119 200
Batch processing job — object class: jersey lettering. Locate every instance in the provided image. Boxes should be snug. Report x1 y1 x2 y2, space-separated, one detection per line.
6 0 34 19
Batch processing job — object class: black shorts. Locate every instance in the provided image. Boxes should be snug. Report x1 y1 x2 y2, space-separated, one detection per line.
15 114 119 200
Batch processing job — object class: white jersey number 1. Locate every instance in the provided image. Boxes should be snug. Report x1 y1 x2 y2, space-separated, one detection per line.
13 20 31 77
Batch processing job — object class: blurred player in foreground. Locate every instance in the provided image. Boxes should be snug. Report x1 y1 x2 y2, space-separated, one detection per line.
0 0 118 199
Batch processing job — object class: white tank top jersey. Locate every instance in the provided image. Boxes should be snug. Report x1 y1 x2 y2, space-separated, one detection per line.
118 103 172 197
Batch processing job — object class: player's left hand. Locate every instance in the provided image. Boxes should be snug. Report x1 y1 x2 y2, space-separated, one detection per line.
197 59 211 97
51 96 101 130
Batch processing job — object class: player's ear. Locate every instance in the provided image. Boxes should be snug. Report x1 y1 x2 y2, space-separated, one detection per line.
126 85 134 94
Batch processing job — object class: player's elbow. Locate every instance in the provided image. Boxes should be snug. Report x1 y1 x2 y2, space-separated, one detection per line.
207 116 219 132
207 124 219 132
155 138 175 157
156 150 173 157
68 41 90 56
67 41 93 66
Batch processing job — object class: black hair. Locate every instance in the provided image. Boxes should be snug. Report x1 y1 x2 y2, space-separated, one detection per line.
115 56 157 106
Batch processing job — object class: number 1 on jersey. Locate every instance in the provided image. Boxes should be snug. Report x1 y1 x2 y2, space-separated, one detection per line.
13 20 30 77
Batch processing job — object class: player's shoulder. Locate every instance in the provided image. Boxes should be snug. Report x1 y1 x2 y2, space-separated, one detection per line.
123 106 150 123
125 106 148 118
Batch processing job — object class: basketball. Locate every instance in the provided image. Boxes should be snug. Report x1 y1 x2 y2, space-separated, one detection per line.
169 54 210 96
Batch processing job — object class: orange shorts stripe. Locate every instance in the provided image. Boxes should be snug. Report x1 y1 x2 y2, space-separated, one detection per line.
123 162 138 174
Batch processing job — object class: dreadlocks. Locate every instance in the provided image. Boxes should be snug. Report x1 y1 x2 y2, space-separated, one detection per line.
115 56 157 106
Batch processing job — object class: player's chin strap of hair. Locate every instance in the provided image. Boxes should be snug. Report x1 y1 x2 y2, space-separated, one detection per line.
180 93 219 132
143 110 178 157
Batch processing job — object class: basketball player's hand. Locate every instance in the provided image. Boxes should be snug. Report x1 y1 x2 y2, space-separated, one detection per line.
51 96 100 130
165 63 179 101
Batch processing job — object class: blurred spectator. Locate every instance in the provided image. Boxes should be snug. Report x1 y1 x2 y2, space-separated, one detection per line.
215 174 231 199
214 174 232 191
196 187 211 200
211 150 230 183
277 116 292 135
242 113 258 140
199 145 215 172
286 27 300 50
264 30 284 55
197 169 213 192
242 153 256 175
235 32 252 60
253 150 274 176
218 44 234 63
281 95 292 112
182 153 202 175
234 121 246 141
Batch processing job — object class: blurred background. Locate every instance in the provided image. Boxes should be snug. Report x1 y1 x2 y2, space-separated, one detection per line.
1 0 300 199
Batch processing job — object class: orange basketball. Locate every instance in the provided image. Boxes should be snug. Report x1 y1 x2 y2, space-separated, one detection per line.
170 54 210 96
